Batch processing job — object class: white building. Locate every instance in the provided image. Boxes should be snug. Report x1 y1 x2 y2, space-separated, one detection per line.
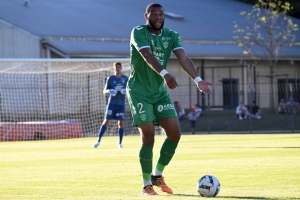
0 0 300 110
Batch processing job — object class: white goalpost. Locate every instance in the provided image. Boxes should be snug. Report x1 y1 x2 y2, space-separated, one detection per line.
0 59 163 142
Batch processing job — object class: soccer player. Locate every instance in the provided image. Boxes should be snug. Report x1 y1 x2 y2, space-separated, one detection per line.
93 62 128 149
126 3 214 196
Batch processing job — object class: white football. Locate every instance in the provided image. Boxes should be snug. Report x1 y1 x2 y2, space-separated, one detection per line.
197 175 220 197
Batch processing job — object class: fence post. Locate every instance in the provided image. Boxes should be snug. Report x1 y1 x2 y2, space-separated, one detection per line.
248 85 254 133
207 94 211 134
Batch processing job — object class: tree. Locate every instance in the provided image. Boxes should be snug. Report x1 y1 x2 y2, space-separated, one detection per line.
236 0 300 19
233 0 299 112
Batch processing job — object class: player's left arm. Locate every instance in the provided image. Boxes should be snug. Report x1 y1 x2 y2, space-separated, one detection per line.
173 49 214 94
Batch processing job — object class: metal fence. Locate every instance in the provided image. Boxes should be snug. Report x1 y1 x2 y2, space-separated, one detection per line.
171 82 300 134
0 59 299 139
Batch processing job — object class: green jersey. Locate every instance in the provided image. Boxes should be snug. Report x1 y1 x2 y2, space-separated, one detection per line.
128 25 183 97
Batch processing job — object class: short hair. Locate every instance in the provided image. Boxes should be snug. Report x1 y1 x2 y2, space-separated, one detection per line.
146 3 164 14
114 62 122 67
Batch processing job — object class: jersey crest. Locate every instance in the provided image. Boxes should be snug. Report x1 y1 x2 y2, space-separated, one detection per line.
162 41 169 48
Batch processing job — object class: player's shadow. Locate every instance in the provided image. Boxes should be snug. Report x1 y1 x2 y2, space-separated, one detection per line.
172 194 300 199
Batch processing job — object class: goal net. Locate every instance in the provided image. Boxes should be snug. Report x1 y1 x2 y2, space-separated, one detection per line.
0 59 162 142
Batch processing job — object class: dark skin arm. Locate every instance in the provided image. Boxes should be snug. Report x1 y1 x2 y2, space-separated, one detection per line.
139 48 214 93
139 48 178 89
173 49 214 93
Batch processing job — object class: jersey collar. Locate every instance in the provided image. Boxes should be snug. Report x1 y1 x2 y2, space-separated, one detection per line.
150 29 162 36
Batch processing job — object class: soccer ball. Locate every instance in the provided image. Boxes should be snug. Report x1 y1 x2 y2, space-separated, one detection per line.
197 175 220 197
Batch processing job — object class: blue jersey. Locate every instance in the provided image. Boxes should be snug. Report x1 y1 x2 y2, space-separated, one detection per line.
105 75 128 106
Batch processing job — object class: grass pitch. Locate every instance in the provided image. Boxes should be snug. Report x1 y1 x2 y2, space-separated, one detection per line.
0 134 300 200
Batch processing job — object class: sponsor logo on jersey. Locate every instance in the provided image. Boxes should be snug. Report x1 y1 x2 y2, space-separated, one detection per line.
155 47 162 51
153 51 165 57
162 36 171 40
115 85 123 91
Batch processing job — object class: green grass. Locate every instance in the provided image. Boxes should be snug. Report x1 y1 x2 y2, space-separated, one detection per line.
1 134 300 200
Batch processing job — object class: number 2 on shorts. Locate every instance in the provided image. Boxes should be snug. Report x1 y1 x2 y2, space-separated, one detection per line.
137 103 145 114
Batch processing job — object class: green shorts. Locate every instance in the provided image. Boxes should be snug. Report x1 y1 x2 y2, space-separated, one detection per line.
126 91 178 126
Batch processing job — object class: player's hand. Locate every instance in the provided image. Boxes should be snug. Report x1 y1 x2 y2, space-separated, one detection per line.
164 74 178 89
197 81 214 94
108 89 117 96
120 88 126 95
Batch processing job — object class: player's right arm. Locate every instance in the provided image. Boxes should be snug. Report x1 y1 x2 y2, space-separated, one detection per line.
103 76 117 96
103 76 110 94
139 48 178 89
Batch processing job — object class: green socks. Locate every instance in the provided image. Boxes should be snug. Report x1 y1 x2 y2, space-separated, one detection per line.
157 138 178 169
139 144 153 181
139 139 178 181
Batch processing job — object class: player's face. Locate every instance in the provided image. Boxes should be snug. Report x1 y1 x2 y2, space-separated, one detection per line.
147 7 164 31
114 64 122 74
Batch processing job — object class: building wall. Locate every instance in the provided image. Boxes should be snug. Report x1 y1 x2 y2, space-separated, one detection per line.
0 17 299 110
166 58 300 110
0 59 298 122
256 60 300 108
0 20 41 58
166 59 246 109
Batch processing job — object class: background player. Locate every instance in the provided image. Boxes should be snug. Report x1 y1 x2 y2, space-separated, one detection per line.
93 62 128 148
126 3 214 196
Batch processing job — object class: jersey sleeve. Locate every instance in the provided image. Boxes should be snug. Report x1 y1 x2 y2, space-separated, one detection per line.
171 31 183 51
130 26 150 51
104 76 111 90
